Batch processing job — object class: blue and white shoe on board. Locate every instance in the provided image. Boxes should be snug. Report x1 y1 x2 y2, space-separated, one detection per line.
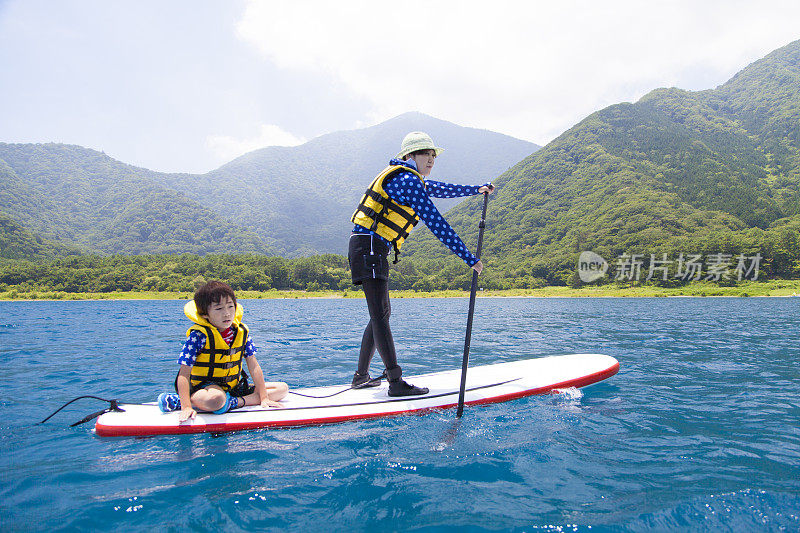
157 392 181 413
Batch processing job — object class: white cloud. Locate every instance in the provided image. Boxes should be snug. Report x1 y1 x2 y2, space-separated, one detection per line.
236 0 800 144
206 124 306 161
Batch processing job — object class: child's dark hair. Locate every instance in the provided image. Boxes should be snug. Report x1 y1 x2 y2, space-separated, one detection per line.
194 280 237 316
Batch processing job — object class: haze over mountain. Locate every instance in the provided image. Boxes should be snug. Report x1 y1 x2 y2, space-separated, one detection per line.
160 112 539 256
0 114 538 259
404 39 800 285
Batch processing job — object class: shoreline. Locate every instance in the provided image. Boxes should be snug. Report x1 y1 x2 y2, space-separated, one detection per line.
2 280 799 301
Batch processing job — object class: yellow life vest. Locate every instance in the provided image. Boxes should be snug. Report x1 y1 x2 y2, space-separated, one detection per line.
351 165 426 262
182 300 248 392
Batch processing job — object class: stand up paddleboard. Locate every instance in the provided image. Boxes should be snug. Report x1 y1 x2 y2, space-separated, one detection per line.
95 353 619 437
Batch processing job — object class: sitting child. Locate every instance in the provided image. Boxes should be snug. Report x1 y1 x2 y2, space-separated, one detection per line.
158 280 288 422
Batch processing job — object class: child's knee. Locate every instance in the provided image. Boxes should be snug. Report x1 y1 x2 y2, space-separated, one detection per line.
270 382 289 400
208 390 227 410
192 388 227 411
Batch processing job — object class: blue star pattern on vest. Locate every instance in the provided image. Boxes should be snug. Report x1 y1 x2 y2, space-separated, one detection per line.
351 158 488 266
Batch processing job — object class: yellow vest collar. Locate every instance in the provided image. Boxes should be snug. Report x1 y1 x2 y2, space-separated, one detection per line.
183 300 244 328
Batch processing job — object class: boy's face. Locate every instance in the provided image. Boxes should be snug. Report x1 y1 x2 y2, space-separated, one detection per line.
203 296 236 331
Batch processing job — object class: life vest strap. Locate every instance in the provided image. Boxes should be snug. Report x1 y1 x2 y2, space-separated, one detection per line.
351 166 423 262
192 359 241 369
192 374 235 385
187 325 247 387
362 189 418 224
197 345 245 357
356 199 418 240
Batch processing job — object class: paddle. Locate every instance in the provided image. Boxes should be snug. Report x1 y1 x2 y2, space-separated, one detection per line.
456 191 490 418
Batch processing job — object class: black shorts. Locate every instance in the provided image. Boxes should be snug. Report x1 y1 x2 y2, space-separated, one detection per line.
348 233 390 285
175 372 255 397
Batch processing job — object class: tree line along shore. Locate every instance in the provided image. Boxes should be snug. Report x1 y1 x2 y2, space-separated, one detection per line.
1 253 798 301
0 254 797 298
2 280 799 301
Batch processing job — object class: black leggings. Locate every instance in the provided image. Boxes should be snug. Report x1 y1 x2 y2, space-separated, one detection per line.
358 278 402 380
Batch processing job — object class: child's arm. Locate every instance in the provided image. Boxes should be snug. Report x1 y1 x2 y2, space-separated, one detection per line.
176 365 196 421
244 355 284 408
175 330 205 422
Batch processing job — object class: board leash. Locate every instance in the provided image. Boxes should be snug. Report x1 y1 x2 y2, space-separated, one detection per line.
39 395 126 427
287 370 387 399
42 371 388 426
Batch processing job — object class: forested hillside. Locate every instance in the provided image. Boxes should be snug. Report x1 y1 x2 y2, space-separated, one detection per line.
0 143 271 256
403 40 800 286
159 112 539 256
0 114 537 259
0 213 82 260
0 253 351 293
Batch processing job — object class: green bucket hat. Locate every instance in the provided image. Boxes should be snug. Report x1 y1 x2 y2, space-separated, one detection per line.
397 131 444 159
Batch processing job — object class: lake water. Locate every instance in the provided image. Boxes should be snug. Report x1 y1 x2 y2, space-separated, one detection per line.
1 297 799 532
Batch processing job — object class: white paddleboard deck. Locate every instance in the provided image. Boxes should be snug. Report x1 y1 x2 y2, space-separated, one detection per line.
95 353 619 437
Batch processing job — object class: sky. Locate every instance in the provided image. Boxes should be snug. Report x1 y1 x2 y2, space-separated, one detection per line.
1 0 799 174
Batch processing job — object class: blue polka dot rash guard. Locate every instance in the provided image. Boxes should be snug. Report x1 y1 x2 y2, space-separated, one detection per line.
352 158 489 267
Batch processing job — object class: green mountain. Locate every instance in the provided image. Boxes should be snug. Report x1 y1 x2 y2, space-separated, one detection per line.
159 112 539 256
403 39 800 285
4 36 798 287
0 212 82 260
0 143 271 255
1 115 537 259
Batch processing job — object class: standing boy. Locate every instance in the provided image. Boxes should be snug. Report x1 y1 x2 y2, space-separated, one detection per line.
349 131 494 396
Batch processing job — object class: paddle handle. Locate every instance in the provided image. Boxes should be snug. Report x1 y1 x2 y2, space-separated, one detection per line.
457 192 489 418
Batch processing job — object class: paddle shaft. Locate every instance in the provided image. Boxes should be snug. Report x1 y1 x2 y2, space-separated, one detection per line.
457 192 489 417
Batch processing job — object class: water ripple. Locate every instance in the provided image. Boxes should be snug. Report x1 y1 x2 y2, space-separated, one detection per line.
1 297 799 531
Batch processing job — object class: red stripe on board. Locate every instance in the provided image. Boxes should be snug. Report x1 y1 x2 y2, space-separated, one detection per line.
95 361 620 437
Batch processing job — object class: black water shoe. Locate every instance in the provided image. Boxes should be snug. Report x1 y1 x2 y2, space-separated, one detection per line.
388 380 429 397
352 372 381 389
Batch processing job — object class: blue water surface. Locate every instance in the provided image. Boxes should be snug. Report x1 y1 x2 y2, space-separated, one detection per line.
1 297 799 532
